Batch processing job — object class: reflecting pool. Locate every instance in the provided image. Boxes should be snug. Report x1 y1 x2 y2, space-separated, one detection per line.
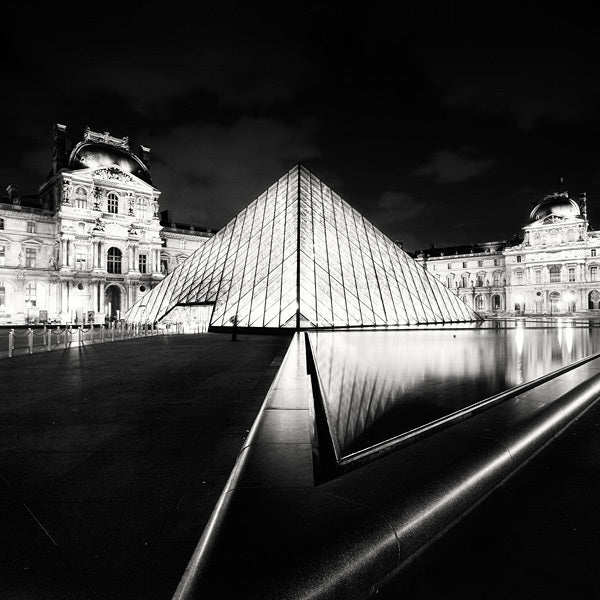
308 321 600 459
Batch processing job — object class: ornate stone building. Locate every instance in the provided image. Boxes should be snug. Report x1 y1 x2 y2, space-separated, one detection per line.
0 124 214 325
415 190 600 315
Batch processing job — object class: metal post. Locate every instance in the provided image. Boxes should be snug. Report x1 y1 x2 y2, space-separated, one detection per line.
46 329 51 351
28 328 33 354
8 329 14 358
91 325 95 344
79 326 83 346
111 325 115 342
101 325 105 343
68 325 72 345
120 325 124 341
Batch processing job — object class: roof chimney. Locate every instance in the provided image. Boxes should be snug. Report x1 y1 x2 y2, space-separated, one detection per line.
580 192 587 220
138 145 151 168
7 184 20 205
52 123 67 174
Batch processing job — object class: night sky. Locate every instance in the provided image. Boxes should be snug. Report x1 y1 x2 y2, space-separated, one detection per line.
2 4 600 251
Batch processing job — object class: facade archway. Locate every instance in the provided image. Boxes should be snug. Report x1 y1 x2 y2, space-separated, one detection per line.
491 294 502 311
105 285 122 320
475 294 486 311
549 291 561 313
588 290 600 310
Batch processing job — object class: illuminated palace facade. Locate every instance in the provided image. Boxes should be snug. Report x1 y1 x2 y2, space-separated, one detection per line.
0 125 213 325
415 190 600 314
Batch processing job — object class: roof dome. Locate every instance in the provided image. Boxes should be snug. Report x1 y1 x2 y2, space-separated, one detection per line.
69 141 152 185
529 192 581 222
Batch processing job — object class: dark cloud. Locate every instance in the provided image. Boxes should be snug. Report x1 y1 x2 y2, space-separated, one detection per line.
1 4 600 252
415 150 497 184
145 117 319 227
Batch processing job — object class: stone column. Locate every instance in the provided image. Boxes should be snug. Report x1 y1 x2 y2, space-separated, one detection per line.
99 283 105 314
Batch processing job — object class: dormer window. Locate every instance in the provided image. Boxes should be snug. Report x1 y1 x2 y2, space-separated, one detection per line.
516 255 522 263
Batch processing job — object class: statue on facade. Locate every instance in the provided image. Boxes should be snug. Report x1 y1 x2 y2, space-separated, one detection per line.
93 187 102 210
93 218 105 232
153 199 159 217
62 181 71 205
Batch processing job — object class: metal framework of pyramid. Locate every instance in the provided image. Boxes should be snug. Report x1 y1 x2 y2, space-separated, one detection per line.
126 165 480 328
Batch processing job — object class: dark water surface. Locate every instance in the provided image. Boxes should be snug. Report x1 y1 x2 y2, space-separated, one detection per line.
308 320 600 458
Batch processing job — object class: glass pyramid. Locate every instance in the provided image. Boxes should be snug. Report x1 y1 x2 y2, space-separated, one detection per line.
126 165 480 328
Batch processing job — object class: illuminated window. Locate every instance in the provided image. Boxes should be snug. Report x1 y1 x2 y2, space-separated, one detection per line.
25 282 36 307
25 248 36 268
107 247 122 274
137 197 147 220
180 239 186 250
568 267 576 282
516 271 523 284
475 295 485 310
0 245 4 267
75 187 87 209
535 270 542 284
76 248 87 271
591 266 598 281
493 272 501 286
27 221 36 233
107 192 119 214
550 265 561 283
138 254 147 273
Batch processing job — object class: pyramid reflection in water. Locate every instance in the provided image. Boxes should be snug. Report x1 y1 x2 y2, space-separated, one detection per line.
126 165 480 328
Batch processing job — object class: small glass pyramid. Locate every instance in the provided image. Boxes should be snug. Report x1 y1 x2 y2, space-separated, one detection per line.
126 165 481 327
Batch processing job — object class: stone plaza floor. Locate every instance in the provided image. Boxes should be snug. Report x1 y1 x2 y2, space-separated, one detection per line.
0 332 291 599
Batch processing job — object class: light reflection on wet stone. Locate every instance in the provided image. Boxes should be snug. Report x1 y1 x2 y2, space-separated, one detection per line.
308 322 600 458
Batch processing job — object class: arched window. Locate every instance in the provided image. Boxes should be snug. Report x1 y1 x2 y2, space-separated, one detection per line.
75 187 87 209
549 265 561 283
107 192 119 214
107 247 122 274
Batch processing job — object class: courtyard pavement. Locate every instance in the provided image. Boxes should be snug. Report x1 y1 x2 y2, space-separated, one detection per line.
0 332 291 599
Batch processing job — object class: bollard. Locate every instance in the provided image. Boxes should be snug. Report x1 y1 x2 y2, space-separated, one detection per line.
68 326 72 346
46 329 51 352
28 328 33 354
79 326 83 346
101 325 105 343
91 326 95 344
8 329 14 358
120 325 124 341
111 325 115 342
